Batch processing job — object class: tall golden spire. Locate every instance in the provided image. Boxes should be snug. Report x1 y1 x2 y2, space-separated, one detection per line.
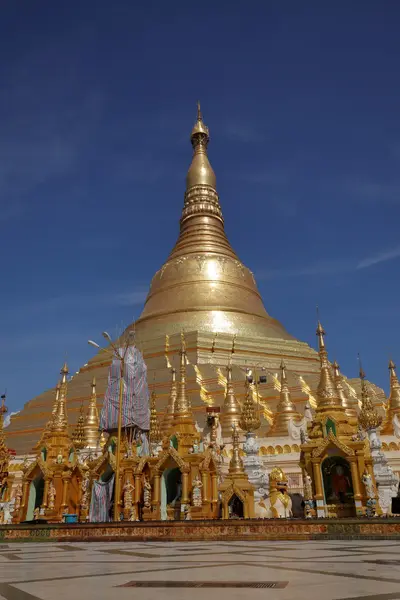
134 104 293 341
381 360 400 434
72 402 85 450
51 363 69 434
175 332 191 418
161 368 177 435
315 322 343 412
239 379 261 433
220 337 241 435
332 360 354 417
358 364 382 431
84 377 100 449
268 360 299 436
149 391 162 446
229 424 244 475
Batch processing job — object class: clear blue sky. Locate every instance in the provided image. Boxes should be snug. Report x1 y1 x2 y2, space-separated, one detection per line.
1 1 399 413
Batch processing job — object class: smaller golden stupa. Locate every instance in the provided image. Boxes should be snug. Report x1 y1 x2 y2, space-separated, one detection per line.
300 323 377 518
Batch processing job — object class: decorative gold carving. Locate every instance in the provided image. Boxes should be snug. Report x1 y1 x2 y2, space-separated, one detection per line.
312 431 355 458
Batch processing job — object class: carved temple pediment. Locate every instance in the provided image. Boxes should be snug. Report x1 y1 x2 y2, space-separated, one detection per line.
312 431 355 458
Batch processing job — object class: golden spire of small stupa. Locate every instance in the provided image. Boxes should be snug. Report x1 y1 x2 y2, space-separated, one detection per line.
220 336 241 435
315 321 343 412
229 423 244 475
358 361 382 431
161 368 177 435
51 362 69 434
72 402 85 450
84 377 100 449
239 378 261 433
149 391 162 445
269 360 298 435
332 360 354 417
175 332 191 418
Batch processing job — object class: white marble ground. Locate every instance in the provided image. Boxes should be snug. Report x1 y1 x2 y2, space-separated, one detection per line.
0 540 400 600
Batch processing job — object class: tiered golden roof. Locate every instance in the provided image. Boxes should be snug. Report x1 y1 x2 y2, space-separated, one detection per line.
315 322 343 413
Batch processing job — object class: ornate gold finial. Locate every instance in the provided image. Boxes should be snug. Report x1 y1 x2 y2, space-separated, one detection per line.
186 102 216 192
239 378 261 433
51 363 69 434
332 360 352 415
34 382 61 451
358 360 382 431
315 321 343 412
72 402 85 450
161 368 177 434
84 376 100 449
269 360 298 435
175 332 191 417
229 423 244 474
149 391 162 446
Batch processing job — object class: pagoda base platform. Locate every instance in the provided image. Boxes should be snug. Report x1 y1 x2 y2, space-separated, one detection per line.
1 518 400 542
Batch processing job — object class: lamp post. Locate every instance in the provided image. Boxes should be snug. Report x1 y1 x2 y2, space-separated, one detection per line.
88 330 134 521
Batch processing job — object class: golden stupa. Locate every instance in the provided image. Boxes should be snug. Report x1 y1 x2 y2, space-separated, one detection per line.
8 103 369 456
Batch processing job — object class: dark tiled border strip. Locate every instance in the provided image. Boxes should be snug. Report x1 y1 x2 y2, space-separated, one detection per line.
1 518 400 543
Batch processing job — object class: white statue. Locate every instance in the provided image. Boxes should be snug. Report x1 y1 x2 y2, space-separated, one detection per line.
48 481 56 510
192 476 203 507
304 403 313 422
393 414 400 438
143 477 152 509
362 471 375 499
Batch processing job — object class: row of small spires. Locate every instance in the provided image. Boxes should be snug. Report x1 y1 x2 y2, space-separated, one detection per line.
4 320 398 453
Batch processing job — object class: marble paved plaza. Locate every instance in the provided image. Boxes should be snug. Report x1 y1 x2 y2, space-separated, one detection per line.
1 540 400 600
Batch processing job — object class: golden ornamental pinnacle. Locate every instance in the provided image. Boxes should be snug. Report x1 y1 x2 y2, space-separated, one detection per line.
175 331 191 417
315 321 343 411
72 402 86 450
149 391 162 445
84 377 101 449
229 423 244 475
161 368 177 434
51 363 69 434
358 367 382 431
332 360 351 414
239 380 261 433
